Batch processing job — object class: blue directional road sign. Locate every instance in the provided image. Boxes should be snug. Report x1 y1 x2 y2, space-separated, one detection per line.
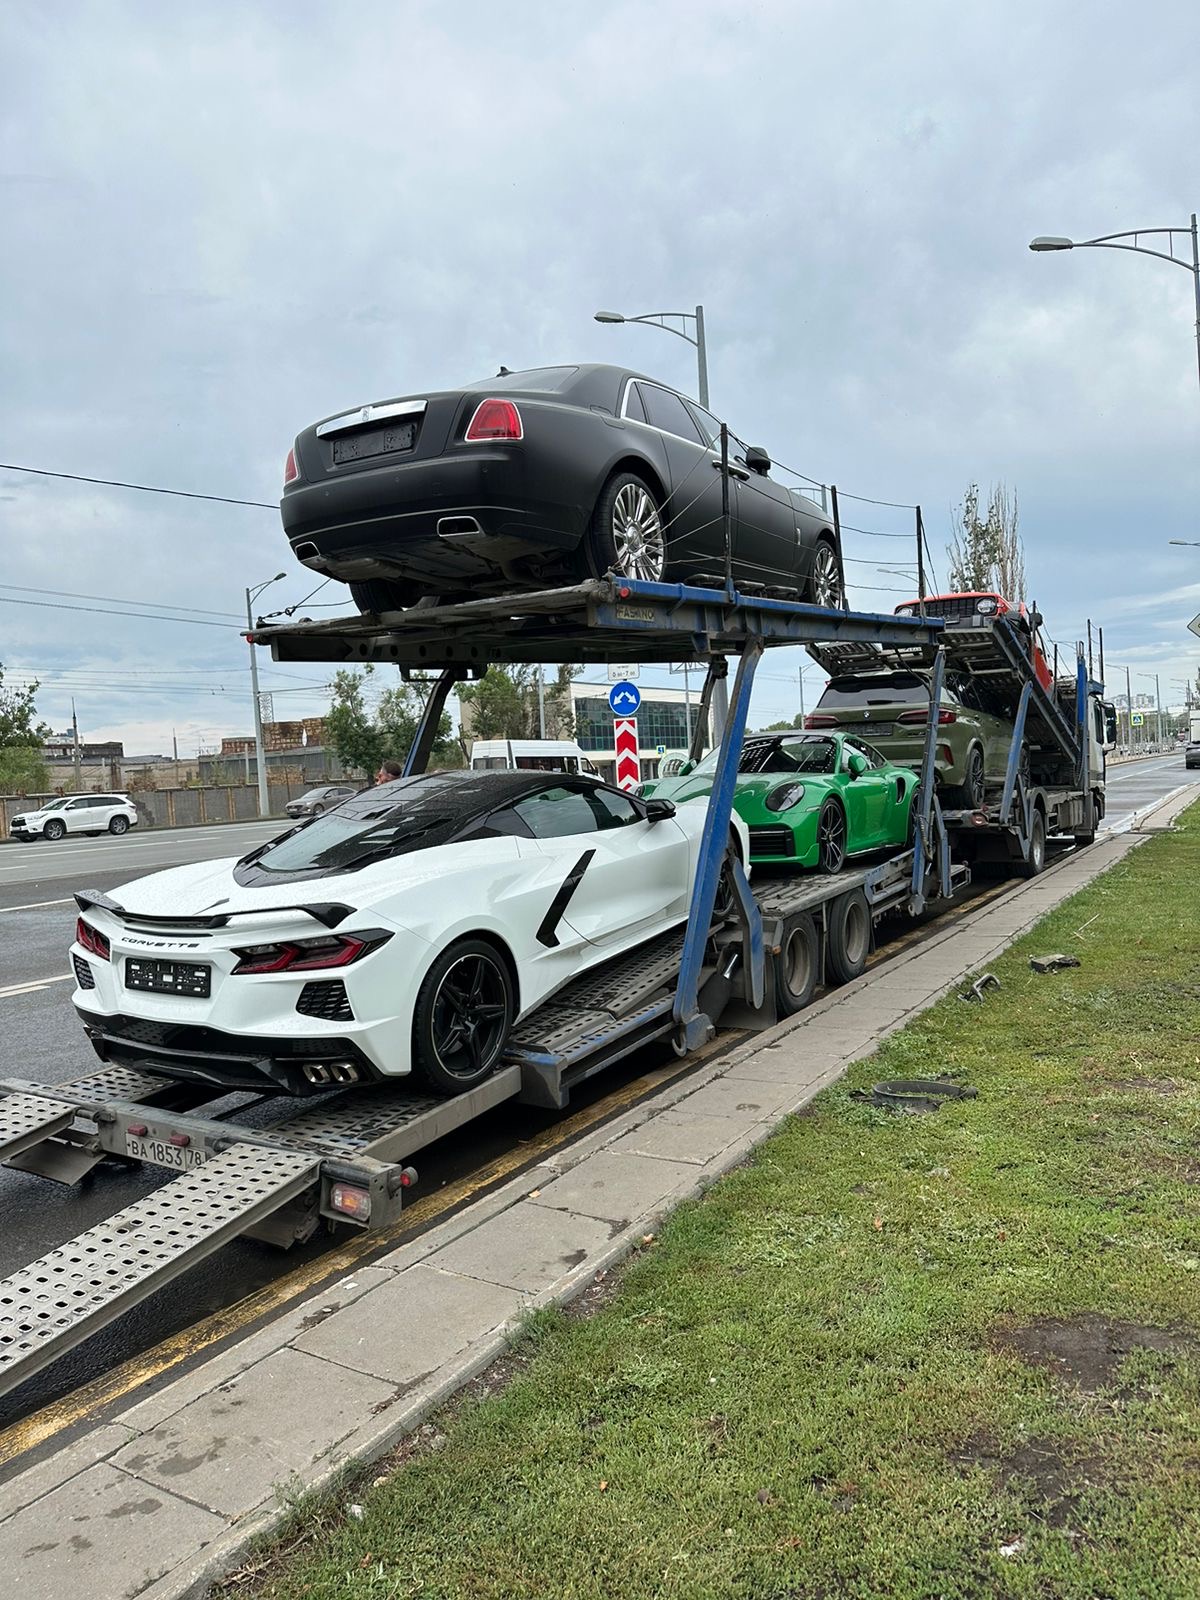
608 680 641 716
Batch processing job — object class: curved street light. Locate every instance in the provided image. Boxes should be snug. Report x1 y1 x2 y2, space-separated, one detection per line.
1030 216 1200 401
594 304 709 407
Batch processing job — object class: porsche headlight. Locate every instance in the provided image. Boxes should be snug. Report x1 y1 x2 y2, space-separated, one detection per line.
765 782 807 812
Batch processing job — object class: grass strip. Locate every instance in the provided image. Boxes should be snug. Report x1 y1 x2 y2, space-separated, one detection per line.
231 810 1200 1600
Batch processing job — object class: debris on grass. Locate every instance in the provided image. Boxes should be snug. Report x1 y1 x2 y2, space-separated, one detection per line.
959 971 1001 1001
1030 952 1082 972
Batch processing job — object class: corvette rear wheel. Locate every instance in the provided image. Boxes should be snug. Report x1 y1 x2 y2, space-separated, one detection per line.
412 939 514 1095
588 472 666 582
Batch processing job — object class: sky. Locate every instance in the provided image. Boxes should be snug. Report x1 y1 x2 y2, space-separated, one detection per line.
3 0 1200 755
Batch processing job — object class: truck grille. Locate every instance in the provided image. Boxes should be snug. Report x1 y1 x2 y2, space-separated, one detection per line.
748 826 794 858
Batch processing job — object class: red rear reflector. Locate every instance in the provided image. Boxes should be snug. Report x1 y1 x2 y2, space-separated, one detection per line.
126 1123 148 1138
168 1133 191 1148
464 398 523 442
283 446 298 485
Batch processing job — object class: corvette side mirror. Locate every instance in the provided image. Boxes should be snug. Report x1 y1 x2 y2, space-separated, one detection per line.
644 797 677 823
847 753 868 779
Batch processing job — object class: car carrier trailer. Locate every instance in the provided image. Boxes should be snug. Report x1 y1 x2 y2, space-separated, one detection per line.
0 575 971 1404
808 605 1113 876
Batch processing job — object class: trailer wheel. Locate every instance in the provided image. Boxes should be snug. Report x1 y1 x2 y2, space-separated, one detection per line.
412 938 515 1095
1020 807 1047 878
827 888 870 984
775 913 819 1014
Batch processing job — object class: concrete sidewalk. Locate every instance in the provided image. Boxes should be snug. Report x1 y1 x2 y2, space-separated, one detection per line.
0 791 1190 1600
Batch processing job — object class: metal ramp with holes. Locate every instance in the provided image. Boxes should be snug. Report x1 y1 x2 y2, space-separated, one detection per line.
0 1145 320 1397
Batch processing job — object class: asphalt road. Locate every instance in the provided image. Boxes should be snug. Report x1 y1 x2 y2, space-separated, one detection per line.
0 755 1194 1427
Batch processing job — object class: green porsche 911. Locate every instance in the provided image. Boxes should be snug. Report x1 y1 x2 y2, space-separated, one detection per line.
640 730 920 873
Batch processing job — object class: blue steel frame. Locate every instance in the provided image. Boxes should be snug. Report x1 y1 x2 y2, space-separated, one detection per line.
1000 682 1032 826
910 647 946 911
672 639 765 1047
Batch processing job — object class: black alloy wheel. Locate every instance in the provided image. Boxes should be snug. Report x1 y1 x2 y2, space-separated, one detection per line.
43 818 66 841
955 745 986 810
108 815 129 835
809 538 843 609
588 472 666 583
816 799 847 874
349 578 421 615
711 833 745 925
413 939 514 1095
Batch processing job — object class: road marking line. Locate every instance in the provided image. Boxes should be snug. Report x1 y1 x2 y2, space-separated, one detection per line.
0 899 74 914
0 975 74 998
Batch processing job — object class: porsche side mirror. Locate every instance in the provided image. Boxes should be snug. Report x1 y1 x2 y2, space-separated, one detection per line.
745 445 771 474
847 753 868 779
677 759 696 776
644 797 677 823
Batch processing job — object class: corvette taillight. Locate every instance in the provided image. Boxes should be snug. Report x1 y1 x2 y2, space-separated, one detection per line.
283 446 299 486
464 398 523 442
230 931 390 975
76 917 110 961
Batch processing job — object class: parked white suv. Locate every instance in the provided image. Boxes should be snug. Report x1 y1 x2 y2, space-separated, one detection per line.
10 794 139 842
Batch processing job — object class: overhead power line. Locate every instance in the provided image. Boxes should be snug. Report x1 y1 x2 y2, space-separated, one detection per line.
0 595 242 628
0 582 242 619
0 461 277 510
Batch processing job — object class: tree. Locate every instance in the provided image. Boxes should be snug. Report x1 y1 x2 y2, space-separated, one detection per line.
757 718 802 733
457 664 579 744
0 664 51 793
946 482 1026 601
324 667 461 778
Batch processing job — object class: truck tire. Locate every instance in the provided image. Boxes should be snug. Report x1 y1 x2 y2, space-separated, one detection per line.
827 889 870 984
1020 807 1047 878
411 938 515 1095
774 912 819 1014
1073 795 1098 849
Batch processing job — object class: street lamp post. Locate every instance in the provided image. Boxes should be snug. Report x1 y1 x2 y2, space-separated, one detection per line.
245 573 286 817
594 305 709 409
1030 216 1200 402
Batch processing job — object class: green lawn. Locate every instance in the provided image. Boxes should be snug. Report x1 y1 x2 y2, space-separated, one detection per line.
232 808 1200 1600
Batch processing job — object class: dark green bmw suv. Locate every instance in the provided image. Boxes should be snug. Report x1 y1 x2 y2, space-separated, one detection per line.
805 669 1015 809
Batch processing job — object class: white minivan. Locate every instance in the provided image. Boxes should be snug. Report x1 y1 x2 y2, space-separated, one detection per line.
10 794 139 841
469 740 600 776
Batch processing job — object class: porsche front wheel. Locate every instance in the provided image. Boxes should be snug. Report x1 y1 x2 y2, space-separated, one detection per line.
412 939 515 1095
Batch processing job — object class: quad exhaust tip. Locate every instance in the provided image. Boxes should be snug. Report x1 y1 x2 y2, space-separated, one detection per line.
302 1061 361 1085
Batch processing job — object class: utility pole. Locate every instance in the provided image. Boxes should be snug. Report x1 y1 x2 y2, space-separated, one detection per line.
71 698 82 791
1125 666 1133 748
798 661 806 725
537 666 546 738
245 574 284 817
1155 673 1163 747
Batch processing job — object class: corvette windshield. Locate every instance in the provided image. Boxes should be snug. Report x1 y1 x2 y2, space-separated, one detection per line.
691 736 838 777
241 777 467 877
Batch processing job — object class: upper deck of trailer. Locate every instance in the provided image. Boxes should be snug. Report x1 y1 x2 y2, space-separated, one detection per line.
249 576 945 668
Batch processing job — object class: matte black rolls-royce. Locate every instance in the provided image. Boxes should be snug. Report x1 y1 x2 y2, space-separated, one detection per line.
280 363 843 614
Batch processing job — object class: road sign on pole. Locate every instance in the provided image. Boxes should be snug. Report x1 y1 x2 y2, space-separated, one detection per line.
614 716 640 791
608 680 641 716
1189 613 1200 640
1131 712 1144 726
606 663 641 682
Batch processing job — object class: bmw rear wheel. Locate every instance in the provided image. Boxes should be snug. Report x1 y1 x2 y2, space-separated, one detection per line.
412 938 515 1095
816 799 847 874
809 537 843 609
588 472 666 583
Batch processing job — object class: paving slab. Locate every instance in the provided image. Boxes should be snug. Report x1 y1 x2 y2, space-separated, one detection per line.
424 1202 615 1292
0 1461 224 1600
293 1263 522 1384
605 1110 753 1165
527 1148 697 1224
110 1346 394 1517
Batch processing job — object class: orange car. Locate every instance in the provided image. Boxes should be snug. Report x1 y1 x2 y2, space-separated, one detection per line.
893 592 1054 692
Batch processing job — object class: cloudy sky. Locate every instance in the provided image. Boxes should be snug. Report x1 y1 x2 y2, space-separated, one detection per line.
3 0 1200 753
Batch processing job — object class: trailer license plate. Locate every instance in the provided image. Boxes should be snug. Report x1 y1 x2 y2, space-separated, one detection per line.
125 957 211 998
124 1134 207 1171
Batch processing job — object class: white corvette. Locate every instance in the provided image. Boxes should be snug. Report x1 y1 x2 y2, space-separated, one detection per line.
71 771 746 1096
